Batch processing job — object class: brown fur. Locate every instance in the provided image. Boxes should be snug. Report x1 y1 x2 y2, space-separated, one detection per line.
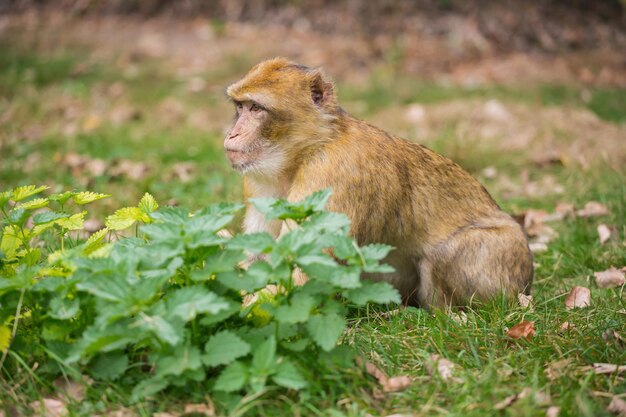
226 57 533 308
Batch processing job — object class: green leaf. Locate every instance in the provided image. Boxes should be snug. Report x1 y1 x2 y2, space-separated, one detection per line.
345 281 401 305
275 293 316 324
131 377 169 401
302 188 332 211
139 192 158 213
251 335 277 373
304 211 350 234
0 325 11 352
48 191 75 204
72 191 111 205
8 208 29 226
15 197 49 210
91 352 129 381
83 228 109 255
227 232 275 253
150 207 189 225
156 345 203 377
133 315 181 346
1 225 22 258
49 296 80 320
203 331 251 367
0 191 13 207
33 211 68 225
307 313 346 351
11 185 49 202
106 207 150 230
214 361 248 392
198 300 240 327
57 211 87 230
272 359 308 390
360 243 393 261
165 287 230 322
192 250 246 281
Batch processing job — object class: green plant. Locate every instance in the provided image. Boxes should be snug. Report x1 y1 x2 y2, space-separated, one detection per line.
0 186 400 407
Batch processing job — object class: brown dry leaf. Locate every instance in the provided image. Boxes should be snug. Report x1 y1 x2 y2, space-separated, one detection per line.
554 202 575 219
153 413 179 417
53 378 86 402
565 286 591 309
507 320 535 339
170 162 197 183
518 293 533 309
608 397 626 417
597 224 613 244
383 376 412 393
559 322 575 332
494 387 532 410
546 406 560 417
99 407 138 417
584 363 626 375
82 114 102 132
110 159 150 181
602 330 626 348
577 201 610 218
450 311 468 325
426 354 456 382
545 358 573 381
529 242 548 253
30 398 68 417
184 400 215 416
594 267 626 288
358 357 412 393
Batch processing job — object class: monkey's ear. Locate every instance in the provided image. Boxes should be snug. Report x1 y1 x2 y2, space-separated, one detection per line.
310 71 334 106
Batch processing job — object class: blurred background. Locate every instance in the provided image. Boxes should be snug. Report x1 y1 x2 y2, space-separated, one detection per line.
1 1 625 225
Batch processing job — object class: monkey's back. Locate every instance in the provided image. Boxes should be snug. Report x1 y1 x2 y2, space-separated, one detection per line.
293 115 508 246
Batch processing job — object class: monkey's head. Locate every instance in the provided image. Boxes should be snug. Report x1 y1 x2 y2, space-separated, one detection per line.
225 57 337 176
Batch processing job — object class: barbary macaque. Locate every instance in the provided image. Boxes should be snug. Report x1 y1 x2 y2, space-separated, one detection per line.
224 58 533 308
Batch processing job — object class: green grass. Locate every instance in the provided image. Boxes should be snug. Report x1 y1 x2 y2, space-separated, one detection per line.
1 36 625 417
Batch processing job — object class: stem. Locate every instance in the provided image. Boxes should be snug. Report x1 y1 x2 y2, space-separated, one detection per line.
0 289 26 372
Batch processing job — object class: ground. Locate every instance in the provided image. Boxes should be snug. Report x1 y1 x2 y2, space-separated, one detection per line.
0 11 625 417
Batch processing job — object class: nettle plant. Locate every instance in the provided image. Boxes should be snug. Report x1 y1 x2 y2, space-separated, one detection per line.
0 186 400 402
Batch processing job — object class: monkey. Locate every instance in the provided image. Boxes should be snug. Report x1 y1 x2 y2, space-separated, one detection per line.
223 57 533 309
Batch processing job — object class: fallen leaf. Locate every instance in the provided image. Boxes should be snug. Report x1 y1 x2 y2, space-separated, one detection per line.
554 202 575 219
545 358 572 381
82 114 102 132
382 376 412 393
494 387 532 410
450 311 468 325
184 400 215 416
30 398 67 417
507 320 535 339
559 322 575 331
358 357 412 393
518 293 533 309
597 224 612 244
53 378 86 402
546 406 560 417
565 286 591 309
608 397 626 417
529 242 548 253
602 330 626 348
481 165 498 179
594 267 626 288
426 354 456 382
584 363 626 375
576 201 610 218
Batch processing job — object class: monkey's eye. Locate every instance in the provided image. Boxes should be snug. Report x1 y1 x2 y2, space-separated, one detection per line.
250 103 263 112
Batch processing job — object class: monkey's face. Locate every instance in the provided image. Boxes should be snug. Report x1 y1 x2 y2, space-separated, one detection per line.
224 100 276 174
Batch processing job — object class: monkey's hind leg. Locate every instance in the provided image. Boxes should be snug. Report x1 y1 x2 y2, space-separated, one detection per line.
418 221 533 308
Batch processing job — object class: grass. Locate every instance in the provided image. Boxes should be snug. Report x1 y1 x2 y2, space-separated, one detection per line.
1 31 625 417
